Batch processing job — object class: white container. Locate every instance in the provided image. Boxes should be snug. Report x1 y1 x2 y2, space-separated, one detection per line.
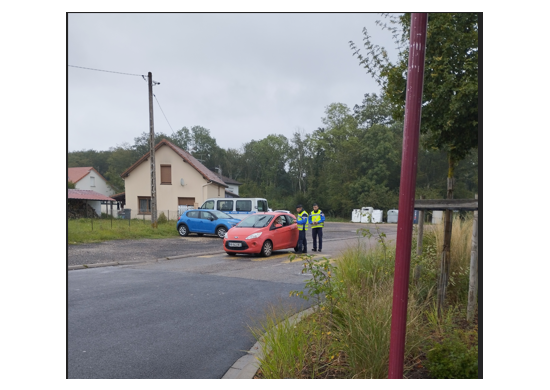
432 210 444 224
387 209 398 223
351 209 362 223
360 207 374 223
372 209 383 223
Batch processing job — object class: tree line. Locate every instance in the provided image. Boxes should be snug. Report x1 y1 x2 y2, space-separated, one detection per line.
68 92 477 218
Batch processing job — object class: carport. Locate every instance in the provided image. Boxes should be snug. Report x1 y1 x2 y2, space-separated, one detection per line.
68 189 116 218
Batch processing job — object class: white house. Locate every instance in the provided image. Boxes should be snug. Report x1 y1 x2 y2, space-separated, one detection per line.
68 167 116 215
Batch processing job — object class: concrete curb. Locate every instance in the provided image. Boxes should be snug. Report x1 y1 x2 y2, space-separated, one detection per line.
221 306 317 379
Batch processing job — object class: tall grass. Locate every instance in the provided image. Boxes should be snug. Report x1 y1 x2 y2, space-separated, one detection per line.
68 218 179 244
412 214 474 304
252 241 427 379
250 305 336 379
333 245 426 378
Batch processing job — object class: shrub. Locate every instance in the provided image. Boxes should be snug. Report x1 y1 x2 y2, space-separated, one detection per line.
157 212 168 224
425 330 478 379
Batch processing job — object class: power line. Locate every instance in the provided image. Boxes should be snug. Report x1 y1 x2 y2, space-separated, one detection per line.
153 94 175 134
69 65 172 133
68 65 144 77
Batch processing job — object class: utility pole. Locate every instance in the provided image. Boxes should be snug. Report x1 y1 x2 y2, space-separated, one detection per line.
148 72 158 228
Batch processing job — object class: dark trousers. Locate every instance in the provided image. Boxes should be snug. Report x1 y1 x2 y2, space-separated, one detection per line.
312 228 323 250
297 230 307 253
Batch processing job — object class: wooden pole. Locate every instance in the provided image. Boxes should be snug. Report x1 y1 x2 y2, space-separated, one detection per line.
467 194 478 322
416 195 424 255
413 196 425 287
437 176 454 318
148 72 158 228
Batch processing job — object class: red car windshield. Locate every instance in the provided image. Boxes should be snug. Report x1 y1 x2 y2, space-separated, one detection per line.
237 214 274 228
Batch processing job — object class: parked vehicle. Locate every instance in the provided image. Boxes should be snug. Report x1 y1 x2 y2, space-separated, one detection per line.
274 210 291 214
223 212 299 257
177 209 241 238
199 198 269 220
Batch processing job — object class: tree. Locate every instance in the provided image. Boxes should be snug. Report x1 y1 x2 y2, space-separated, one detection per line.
218 147 244 180
105 143 138 193
353 93 393 129
187 125 221 168
312 103 363 215
350 13 479 314
288 130 313 195
241 134 290 197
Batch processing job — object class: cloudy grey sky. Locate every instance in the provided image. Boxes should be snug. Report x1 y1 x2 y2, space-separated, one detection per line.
68 13 400 152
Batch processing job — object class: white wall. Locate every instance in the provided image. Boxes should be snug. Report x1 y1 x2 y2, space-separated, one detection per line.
226 184 239 195
75 171 115 196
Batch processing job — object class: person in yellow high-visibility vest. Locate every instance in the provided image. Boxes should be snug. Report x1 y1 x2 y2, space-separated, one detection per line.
309 203 325 252
295 204 308 254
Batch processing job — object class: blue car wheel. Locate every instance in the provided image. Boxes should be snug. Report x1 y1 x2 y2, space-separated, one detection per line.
216 226 227 239
178 224 189 237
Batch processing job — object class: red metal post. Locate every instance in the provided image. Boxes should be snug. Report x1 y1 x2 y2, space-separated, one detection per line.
388 13 428 379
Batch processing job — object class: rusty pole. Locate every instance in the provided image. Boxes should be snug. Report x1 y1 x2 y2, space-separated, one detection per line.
388 13 428 379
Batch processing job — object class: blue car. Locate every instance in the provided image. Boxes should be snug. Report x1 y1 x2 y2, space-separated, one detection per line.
177 209 241 238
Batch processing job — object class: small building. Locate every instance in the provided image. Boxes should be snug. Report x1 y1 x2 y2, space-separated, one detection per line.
68 189 116 218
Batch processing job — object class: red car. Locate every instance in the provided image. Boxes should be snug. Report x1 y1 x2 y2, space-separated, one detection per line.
223 212 299 257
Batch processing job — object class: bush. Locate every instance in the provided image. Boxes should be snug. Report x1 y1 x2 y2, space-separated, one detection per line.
425 331 478 379
157 212 168 224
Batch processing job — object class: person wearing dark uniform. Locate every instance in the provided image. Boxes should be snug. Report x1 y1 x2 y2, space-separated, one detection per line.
295 204 308 254
309 203 325 252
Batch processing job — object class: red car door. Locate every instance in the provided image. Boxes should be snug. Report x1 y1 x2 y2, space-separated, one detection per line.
285 214 298 249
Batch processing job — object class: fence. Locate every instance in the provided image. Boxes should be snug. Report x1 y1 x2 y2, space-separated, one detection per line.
68 208 192 221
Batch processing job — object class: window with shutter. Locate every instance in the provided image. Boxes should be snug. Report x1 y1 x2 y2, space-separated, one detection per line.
161 165 171 185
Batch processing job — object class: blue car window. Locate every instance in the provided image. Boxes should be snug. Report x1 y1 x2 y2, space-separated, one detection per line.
187 210 199 219
200 212 211 220
210 210 232 219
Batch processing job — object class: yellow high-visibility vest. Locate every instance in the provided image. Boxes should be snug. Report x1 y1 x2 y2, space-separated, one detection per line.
310 209 324 228
297 211 309 231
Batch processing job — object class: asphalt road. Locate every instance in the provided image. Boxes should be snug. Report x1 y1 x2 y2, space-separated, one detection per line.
68 222 397 379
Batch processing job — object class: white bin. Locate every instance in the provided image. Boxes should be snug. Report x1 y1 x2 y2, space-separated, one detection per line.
387 209 398 223
432 210 444 224
360 207 374 223
372 209 383 223
351 209 362 223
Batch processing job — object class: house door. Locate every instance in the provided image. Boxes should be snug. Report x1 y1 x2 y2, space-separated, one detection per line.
178 197 195 217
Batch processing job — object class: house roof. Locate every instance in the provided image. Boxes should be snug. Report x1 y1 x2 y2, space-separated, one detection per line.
120 139 228 188
225 189 240 198
214 172 242 185
111 192 126 201
68 167 109 184
68 189 116 202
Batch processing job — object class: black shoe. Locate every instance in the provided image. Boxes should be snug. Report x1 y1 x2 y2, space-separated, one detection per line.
318 249 322 252
303 251 308 254
312 248 317 252
296 251 302 254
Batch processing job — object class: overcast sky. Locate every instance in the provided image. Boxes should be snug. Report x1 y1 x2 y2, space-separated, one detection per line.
68 13 400 152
